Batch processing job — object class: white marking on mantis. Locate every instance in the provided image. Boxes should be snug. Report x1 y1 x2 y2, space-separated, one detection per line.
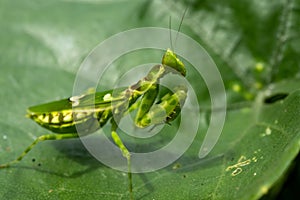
69 94 85 106
103 93 112 101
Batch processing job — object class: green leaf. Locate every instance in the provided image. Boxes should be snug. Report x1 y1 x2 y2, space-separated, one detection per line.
0 0 299 200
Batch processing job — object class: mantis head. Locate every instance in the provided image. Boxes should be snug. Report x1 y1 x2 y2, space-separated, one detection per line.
162 49 186 77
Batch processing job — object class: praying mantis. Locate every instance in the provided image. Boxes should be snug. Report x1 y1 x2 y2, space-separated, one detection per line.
0 48 188 200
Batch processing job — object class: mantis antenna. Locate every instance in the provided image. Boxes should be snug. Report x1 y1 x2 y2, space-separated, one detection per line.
169 6 189 52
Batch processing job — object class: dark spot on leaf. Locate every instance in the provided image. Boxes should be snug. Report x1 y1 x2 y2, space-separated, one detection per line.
264 93 289 104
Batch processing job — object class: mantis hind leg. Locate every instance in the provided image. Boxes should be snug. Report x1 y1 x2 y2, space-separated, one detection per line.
110 119 133 200
0 133 79 168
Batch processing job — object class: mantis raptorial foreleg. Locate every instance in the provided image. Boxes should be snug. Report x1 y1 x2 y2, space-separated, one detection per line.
135 85 187 128
135 84 159 127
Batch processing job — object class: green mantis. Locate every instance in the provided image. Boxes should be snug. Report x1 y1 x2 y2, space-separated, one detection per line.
0 48 187 200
